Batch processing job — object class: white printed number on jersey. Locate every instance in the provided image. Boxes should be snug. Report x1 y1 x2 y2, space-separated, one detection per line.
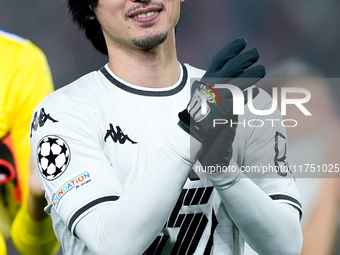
37 135 71 181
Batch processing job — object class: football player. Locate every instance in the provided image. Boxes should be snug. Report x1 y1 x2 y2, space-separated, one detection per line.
0 29 60 255
29 0 302 254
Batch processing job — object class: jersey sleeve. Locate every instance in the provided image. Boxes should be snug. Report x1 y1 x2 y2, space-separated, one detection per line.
8 40 54 198
0 230 6 255
239 88 302 214
10 202 60 255
29 95 124 234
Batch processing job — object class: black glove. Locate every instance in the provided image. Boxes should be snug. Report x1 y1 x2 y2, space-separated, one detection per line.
178 38 265 150
198 86 260 171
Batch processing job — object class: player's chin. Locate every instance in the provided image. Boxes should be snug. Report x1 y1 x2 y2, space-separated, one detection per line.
132 31 168 49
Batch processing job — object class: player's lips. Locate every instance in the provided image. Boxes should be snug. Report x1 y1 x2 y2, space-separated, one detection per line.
127 6 163 23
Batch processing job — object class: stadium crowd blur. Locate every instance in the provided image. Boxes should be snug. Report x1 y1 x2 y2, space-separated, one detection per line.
1 0 339 254
1 0 340 89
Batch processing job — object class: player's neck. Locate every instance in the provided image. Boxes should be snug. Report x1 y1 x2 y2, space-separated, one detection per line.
106 34 180 89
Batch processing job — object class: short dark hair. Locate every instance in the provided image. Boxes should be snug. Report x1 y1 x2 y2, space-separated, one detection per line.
67 0 108 55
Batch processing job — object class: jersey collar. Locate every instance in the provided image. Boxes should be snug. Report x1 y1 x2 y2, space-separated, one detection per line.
99 63 188 97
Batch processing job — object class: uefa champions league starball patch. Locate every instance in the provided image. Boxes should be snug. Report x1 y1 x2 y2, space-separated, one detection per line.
37 135 71 181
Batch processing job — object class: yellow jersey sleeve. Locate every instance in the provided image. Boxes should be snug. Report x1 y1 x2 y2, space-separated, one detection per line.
0 230 6 255
0 30 54 201
11 204 60 255
0 30 58 254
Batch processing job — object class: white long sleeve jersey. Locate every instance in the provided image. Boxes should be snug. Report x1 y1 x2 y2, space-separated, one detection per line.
30 63 302 255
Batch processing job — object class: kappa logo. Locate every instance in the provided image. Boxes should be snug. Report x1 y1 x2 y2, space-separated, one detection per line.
30 108 58 137
104 123 137 145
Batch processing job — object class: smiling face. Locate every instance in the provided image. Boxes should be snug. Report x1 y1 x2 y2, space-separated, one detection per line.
92 0 183 51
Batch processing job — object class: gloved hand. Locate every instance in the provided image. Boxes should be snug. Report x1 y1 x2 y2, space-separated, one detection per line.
198 84 261 171
178 38 265 154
